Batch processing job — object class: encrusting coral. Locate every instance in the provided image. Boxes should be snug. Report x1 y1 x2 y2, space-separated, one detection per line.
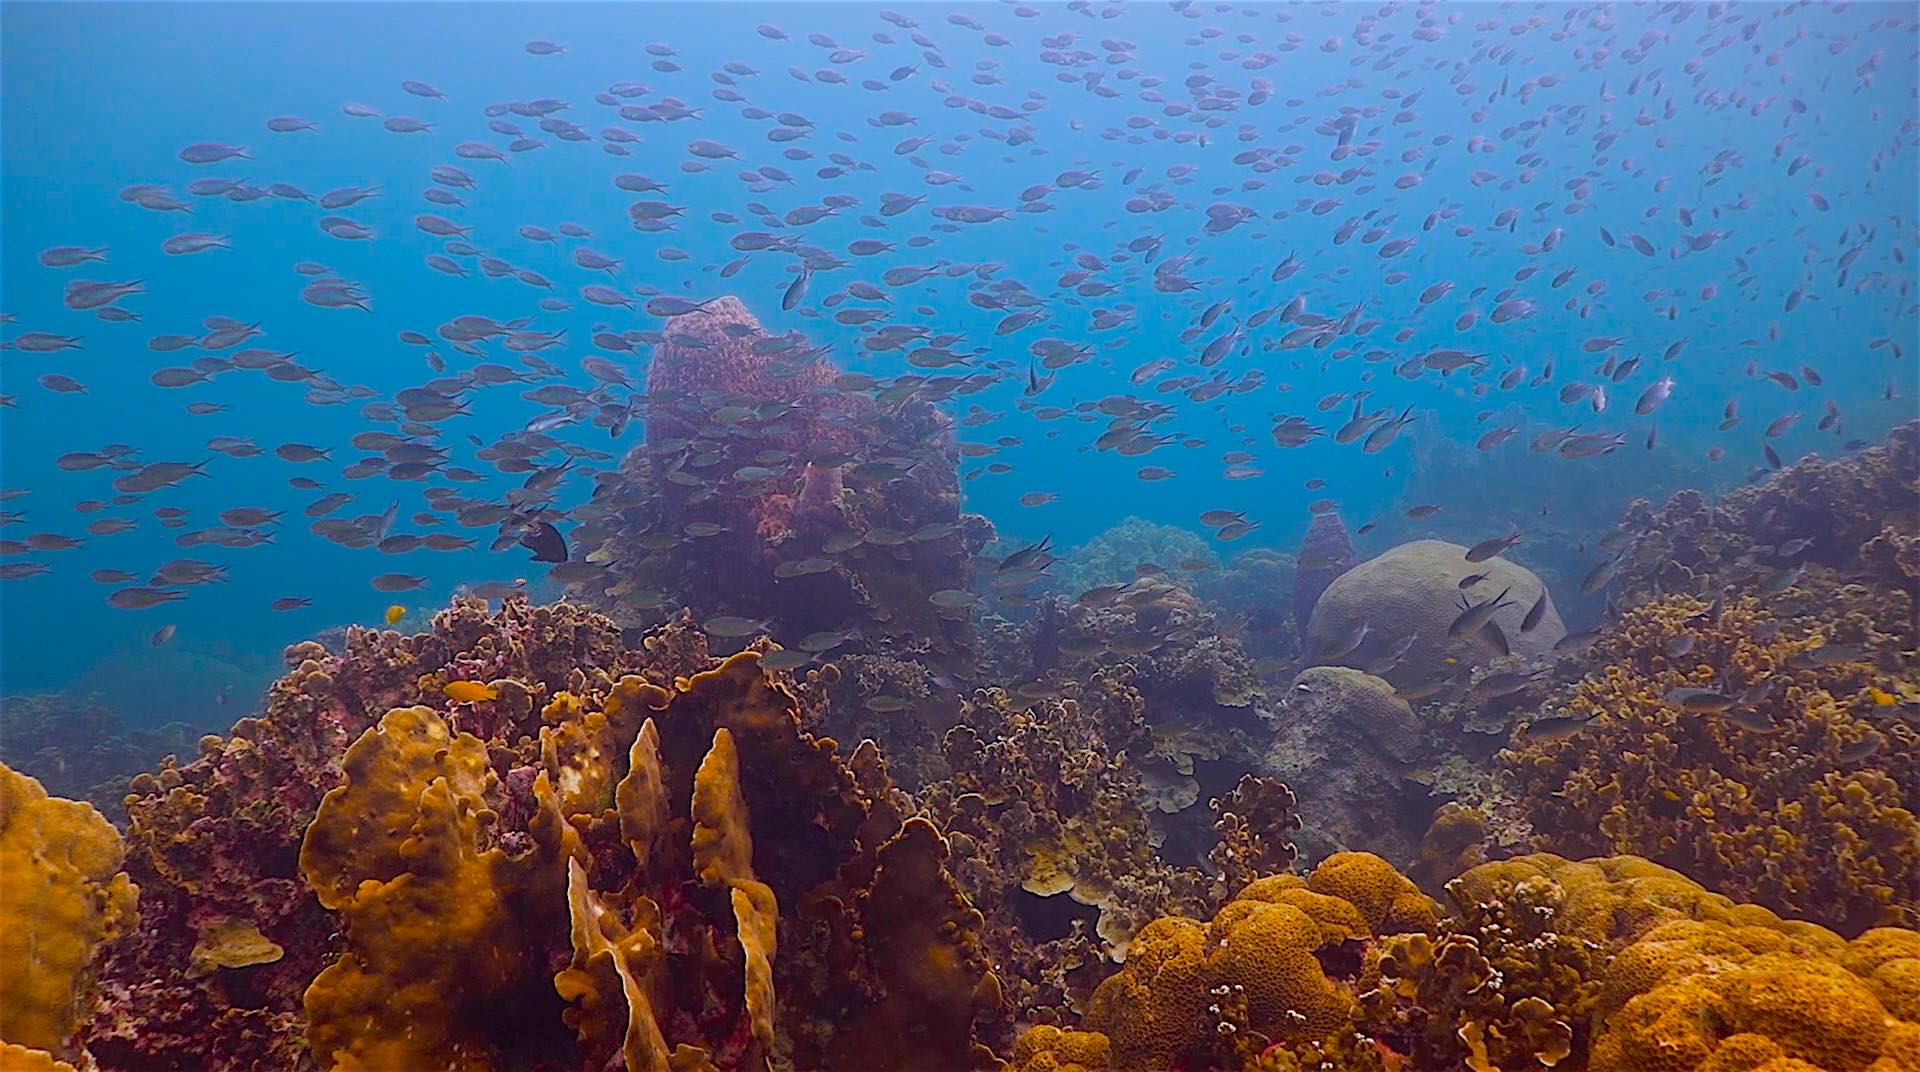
1500 591 1919 934
0 762 138 1072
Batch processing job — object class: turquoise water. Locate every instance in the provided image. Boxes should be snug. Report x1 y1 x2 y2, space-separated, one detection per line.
2 0 1914 723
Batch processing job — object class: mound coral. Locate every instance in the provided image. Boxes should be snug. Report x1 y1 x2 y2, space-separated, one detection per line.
1500 592 1919 933
1305 539 1566 683
0 762 138 1071
1015 851 1920 1072
1261 666 1433 864
1013 852 1434 1071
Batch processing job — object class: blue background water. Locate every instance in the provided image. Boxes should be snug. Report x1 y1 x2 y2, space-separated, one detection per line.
3 1 1915 723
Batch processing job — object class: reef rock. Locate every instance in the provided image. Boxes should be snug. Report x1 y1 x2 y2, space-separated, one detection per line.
1260 666 1432 864
1293 511 1359 631
1305 538 1564 683
584 294 987 660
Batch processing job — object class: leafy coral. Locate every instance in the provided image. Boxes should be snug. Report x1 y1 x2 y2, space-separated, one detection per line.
0 762 137 1070
1500 593 1919 934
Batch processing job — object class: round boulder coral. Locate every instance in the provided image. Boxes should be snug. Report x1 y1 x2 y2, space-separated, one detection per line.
1305 538 1565 681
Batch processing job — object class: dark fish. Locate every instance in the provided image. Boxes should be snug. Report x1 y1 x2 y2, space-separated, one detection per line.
1464 530 1521 562
518 520 568 563
1663 687 1738 713
1476 620 1510 657
1520 592 1549 633
1523 714 1594 741
1314 619 1371 662
1448 587 1513 638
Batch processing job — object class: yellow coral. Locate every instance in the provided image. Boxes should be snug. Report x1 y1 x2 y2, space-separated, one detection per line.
1591 915 1917 1072
0 1043 77 1072
1309 850 1438 934
1012 1025 1111 1072
0 761 137 1067
691 727 778 1055
1071 852 1426 1070
298 706 566 1072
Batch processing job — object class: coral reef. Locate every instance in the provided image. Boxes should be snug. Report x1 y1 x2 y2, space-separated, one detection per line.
1500 592 1919 934
1049 516 1217 599
1014 851 1920 1072
575 295 988 660
83 596 1007 1071
0 691 197 820
1292 511 1359 632
91 596 668 1072
1261 666 1434 865
1613 420 1919 618
1306 539 1566 685
0 761 137 1071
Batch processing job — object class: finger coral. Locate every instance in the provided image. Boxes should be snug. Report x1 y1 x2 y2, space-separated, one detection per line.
0 762 137 1070
1500 592 1919 934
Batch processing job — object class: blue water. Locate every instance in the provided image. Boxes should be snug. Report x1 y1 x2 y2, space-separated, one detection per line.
2 1 1915 721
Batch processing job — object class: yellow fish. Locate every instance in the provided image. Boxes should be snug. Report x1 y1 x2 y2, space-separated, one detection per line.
1865 686 1896 707
443 680 499 703
384 603 406 625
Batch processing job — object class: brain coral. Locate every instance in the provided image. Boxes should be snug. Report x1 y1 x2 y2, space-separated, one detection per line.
1048 852 1435 1070
1591 917 1920 1072
1305 539 1566 684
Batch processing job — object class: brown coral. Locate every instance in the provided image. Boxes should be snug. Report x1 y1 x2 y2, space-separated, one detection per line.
1501 592 1919 933
1028 853 1435 1071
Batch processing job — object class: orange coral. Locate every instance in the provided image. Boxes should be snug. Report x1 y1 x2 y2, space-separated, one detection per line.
1591 916 1919 1072
1031 852 1435 1070
297 705 569 1072
0 761 137 1069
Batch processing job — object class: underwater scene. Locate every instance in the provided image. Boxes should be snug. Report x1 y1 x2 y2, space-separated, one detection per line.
1 1 1917 1069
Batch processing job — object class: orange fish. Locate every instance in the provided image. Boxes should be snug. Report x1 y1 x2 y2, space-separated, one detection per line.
443 680 499 703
